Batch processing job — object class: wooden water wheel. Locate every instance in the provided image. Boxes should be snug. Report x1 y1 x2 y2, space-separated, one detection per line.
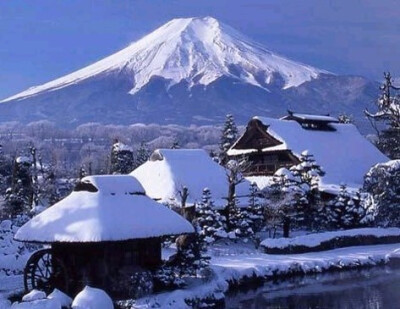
23 249 69 294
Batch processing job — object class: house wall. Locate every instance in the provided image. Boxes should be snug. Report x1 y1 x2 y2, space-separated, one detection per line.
52 238 161 297
243 151 298 176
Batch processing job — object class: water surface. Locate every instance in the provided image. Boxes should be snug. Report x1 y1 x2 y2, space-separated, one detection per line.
225 266 400 309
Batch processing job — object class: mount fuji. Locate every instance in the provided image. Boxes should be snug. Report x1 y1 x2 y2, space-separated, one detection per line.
0 17 378 128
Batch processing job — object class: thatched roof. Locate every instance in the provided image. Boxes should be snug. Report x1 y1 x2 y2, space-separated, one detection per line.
15 175 194 243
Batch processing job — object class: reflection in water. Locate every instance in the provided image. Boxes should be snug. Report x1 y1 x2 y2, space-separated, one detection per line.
225 266 400 309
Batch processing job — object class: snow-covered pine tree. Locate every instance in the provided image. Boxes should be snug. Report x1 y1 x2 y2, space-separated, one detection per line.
325 184 351 229
195 188 226 243
364 160 400 227
219 114 238 164
174 228 210 277
41 163 61 206
248 182 264 233
4 156 33 217
268 168 301 237
229 202 254 239
342 190 374 228
365 72 400 159
109 139 134 174
325 185 375 230
134 141 150 168
289 151 324 229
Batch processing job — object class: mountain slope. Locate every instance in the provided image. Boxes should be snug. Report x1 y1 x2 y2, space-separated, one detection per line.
0 17 377 129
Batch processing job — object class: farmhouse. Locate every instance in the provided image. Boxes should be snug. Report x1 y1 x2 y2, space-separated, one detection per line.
227 113 388 193
14 175 194 297
131 149 250 208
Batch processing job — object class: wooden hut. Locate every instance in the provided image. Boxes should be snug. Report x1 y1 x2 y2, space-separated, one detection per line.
228 113 388 194
14 175 194 297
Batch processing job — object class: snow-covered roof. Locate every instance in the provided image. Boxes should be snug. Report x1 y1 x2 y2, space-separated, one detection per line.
283 113 339 122
131 149 250 207
229 117 388 191
14 175 194 243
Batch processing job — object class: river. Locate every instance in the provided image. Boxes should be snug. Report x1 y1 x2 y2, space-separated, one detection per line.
225 265 400 308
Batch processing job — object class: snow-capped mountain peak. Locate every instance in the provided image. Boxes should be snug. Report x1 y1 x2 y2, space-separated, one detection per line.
1 16 328 103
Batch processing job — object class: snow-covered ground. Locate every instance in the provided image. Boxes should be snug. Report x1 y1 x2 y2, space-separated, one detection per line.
1 242 400 308
2 222 400 308
132 242 400 308
261 227 400 250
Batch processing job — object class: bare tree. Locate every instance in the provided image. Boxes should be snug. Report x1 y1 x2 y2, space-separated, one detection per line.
224 158 250 229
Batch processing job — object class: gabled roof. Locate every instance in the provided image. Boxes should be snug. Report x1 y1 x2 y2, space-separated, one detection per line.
131 149 250 207
228 116 388 191
15 175 194 243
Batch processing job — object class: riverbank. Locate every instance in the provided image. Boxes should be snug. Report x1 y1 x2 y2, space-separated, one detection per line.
131 243 400 308
2 242 400 308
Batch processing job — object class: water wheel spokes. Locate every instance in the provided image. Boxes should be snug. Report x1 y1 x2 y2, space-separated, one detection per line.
24 249 68 294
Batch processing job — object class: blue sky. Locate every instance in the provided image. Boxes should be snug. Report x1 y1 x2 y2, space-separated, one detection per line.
1 0 399 99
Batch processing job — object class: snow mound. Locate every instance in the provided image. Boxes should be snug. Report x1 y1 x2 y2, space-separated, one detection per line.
72 286 113 309
21 290 46 302
1 17 326 103
11 299 61 309
47 289 73 308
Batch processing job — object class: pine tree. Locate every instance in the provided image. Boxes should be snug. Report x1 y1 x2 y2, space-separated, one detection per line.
109 139 134 174
325 185 375 229
248 182 264 233
174 228 210 277
269 168 300 237
219 114 238 164
343 191 374 228
325 184 350 229
289 151 324 229
135 141 150 168
195 188 226 243
268 152 324 237
4 156 33 217
364 160 400 227
365 72 400 159
230 203 254 239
